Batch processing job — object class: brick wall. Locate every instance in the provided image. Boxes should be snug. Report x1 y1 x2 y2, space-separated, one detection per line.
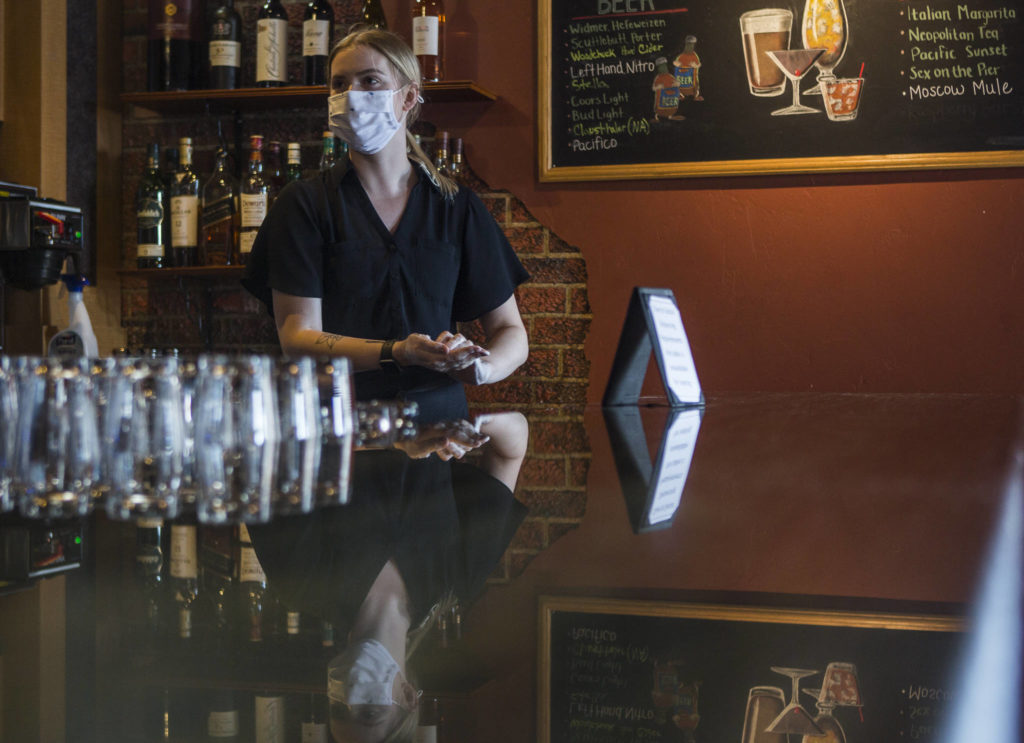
120 0 592 576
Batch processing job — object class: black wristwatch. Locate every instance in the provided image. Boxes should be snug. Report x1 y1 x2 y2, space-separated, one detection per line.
379 339 401 372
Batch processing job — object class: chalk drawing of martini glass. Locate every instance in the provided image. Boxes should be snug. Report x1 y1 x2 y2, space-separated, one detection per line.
766 48 826 115
764 667 825 738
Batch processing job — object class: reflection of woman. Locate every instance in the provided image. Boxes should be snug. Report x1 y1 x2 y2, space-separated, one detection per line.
248 413 528 742
243 28 529 423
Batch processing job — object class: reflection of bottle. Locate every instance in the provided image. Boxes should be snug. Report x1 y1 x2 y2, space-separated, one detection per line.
673 35 702 101
237 524 268 643
170 524 201 640
652 57 680 120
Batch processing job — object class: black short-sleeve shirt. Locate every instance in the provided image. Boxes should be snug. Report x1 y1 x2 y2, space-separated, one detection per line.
242 159 529 420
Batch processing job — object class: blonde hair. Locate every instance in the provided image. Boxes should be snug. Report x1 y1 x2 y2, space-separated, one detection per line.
329 28 458 201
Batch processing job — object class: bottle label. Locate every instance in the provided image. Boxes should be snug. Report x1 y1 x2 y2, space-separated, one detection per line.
137 197 164 229
239 545 267 583
301 722 328 743
287 611 301 635
255 695 286 743
137 242 164 258
240 193 268 227
136 544 163 575
303 19 331 57
209 40 241 68
412 16 440 56
179 607 192 638
170 525 199 578
208 710 240 737
256 18 288 82
170 195 199 246
239 230 257 255
152 0 193 41
201 194 235 229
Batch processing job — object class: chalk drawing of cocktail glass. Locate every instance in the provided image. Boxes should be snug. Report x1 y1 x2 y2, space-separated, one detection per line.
766 48 826 115
799 662 864 742
740 9 793 97
820 74 864 121
740 686 787 743
764 667 824 737
802 0 848 95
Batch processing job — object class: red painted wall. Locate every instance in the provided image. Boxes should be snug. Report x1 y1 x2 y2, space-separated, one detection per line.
405 0 1024 399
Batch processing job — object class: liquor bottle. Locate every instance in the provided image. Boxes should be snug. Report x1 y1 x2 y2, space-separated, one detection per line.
299 694 328 743
161 145 182 245
412 0 445 82
147 0 203 91
673 35 702 101
286 143 303 182
200 148 237 266
135 518 167 636
302 1 335 86
136 143 167 269
237 524 269 643
209 0 242 90
433 130 449 172
254 691 286 743
448 137 464 182
170 137 201 267
170 524 201 641
239 135 268 265
200 526 237 651
318 131 335 171
206 689 241 742
360 0 388 30
265 141 285 204
256 1 289 87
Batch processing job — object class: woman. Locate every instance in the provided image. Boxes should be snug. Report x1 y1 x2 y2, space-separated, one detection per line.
243 28 529 422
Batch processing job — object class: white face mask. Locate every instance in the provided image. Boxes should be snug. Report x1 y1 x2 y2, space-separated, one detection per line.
327 639 401 706
328 89 404 155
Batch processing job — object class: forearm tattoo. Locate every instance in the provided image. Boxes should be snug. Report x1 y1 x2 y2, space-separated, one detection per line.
313 333 344 351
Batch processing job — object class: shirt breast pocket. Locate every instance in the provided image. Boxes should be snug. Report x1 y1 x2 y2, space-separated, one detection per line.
407 239 460 308
324 239 388 300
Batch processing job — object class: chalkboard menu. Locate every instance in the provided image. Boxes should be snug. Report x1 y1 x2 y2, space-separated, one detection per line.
539 597 964 743
538 0 1024 179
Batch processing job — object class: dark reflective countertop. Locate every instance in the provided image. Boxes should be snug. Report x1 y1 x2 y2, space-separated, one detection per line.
2 393 1021 743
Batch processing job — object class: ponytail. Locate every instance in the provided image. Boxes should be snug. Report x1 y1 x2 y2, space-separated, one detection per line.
407 132 458 201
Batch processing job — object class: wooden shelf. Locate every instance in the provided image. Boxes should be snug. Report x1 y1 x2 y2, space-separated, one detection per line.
121 81 497 115
118 265 246 279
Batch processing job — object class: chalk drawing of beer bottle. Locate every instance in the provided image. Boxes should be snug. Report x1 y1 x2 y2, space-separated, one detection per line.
673 35 703 101
652 57 683 120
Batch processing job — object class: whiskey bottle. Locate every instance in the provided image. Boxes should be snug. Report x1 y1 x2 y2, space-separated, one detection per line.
239 135 269 265
200 148 237 266
170 137 201 267
136 143 167 269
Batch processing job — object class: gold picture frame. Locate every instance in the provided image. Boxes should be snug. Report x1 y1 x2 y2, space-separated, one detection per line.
537 0 1024 181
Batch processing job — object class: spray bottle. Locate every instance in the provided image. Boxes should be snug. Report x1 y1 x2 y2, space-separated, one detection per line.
47 274 99 358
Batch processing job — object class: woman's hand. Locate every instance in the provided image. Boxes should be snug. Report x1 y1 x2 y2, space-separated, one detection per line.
395 419 491 460
395 331 489 373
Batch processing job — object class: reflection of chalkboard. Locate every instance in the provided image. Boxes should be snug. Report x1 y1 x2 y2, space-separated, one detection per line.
539 597 965 743
538 0 1024 179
